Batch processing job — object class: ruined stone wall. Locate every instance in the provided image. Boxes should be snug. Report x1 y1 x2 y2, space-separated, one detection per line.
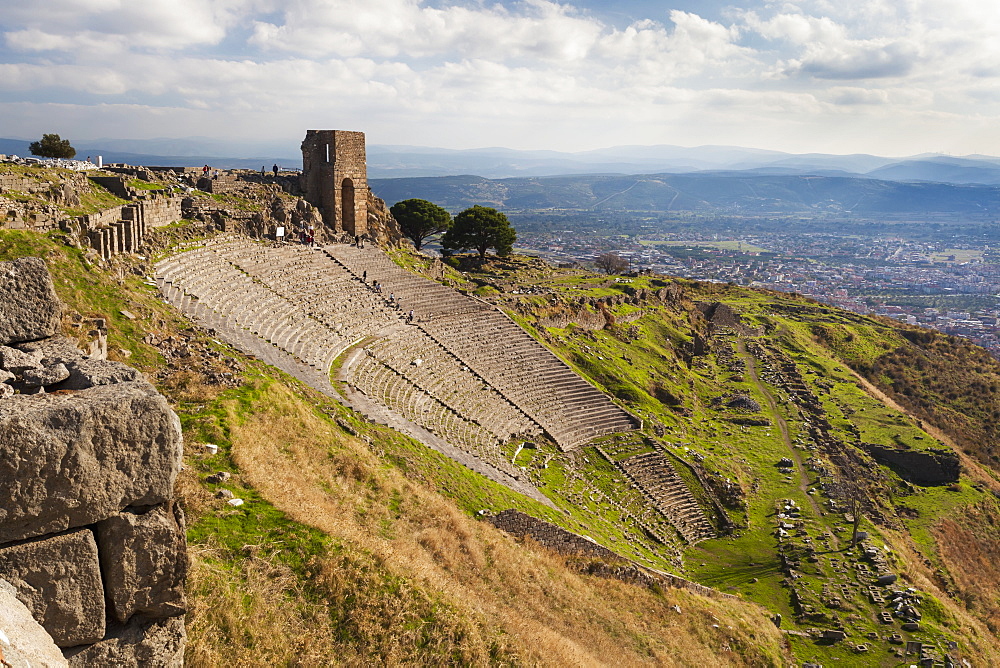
75 198 182 260
488 509 618 559
1 173 87 233
859 443 960 484
0 257 186 666
142 197 183 228
301 130 369 237
487 509 736 600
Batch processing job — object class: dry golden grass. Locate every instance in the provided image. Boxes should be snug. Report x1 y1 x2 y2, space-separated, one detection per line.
184 381 789 666
881 526 1000 665
159 369 226 403
933 500 1000 635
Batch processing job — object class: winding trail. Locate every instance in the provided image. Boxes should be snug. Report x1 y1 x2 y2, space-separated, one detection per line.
737 339 825 521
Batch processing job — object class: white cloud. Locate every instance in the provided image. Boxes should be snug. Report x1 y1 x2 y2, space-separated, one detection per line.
1 1 1000 156
2 0 250 53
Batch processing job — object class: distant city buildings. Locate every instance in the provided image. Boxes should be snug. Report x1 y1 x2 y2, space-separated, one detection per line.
517 230 1000 357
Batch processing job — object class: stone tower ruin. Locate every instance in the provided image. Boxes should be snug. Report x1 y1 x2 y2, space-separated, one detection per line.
300 130 368 237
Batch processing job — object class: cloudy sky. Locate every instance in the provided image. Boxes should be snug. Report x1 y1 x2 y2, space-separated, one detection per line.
2 0 999 156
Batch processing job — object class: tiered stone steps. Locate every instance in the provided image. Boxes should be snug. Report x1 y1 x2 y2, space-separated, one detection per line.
156 238 639 457
325 244 640 450
616 452 715 544
361 324 538 442
348 351 521 477
325 244 489 320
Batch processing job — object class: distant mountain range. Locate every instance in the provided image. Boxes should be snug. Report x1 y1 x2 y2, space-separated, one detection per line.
5 136 1000 186
369 172 1000 217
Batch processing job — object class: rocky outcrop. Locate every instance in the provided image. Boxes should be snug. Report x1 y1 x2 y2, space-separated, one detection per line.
365 191 403 247
0 257 61 345
859 442 960 485
0 257 186 662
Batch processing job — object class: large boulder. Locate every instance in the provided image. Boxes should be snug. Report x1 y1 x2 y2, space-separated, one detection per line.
0 257 62 346
0 578 68 667
0 530 105 648
0 381 183 544
97 503 187 623
63 616 185 668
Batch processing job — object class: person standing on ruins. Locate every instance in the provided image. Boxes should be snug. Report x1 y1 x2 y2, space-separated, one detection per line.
272 164 279 176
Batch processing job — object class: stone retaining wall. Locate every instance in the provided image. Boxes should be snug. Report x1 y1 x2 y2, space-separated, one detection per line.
0 257 186 666
487 509 736 600
859 442 960 484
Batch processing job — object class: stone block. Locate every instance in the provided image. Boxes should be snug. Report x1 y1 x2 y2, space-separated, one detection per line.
15 337 87 366
0 346 42 373
63 616 185 668
97 502 187 623
0 578 69 667
0 257 62 346
56 359 142 391
0 530 105 648
0 381 183 544
22 364 70 388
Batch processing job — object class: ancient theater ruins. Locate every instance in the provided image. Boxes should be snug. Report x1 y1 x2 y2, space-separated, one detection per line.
155 130 641 501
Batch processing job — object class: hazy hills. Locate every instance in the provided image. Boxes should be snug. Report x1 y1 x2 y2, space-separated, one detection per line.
6 136 1000 185
369 172 1000 217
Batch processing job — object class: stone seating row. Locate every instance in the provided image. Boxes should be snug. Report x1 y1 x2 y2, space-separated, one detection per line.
324 245 489 320
419 312 638 449
362 326 538 441
619 453 715 543
155 250 350 369
350 353 520 477
212 241 400 344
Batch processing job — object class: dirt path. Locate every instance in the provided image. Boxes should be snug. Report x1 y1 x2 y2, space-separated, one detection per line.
737 339 826 521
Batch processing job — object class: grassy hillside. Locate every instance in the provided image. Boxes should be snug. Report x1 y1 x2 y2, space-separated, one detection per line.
7 214 1000 665
449 253 1000 665
0 228 792 666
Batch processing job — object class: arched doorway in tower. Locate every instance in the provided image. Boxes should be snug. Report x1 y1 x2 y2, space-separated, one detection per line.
341 178 356 234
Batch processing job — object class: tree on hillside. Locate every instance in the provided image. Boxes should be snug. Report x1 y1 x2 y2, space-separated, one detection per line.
441 205 516 260
595 252 628 275
390 198 452 250
29 133 76 159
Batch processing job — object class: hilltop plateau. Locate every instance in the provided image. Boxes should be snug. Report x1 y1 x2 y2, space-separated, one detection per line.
2 163 1000 667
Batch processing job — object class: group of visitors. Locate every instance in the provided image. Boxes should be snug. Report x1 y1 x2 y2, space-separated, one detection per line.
362 276 416 323
299 226 316 247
